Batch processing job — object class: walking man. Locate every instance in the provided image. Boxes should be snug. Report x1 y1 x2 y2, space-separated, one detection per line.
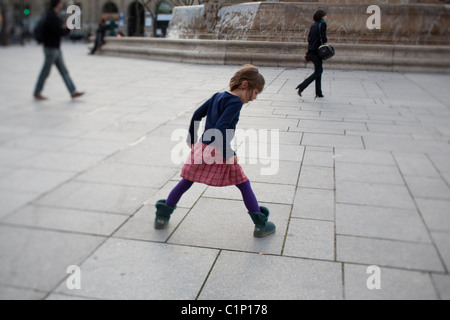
34 0 84 100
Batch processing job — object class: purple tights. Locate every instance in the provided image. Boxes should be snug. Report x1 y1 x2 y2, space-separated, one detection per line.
165 179 260 213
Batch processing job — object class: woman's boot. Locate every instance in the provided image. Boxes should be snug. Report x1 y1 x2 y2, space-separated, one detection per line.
154 199 176 229
248 206 276 238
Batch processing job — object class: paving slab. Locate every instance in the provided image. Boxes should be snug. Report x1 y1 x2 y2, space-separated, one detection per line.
198 251 343 300
298 166 335 190
0 225 105 292
393 153 441 178
0 286 47 300
302 149 334 167
76 162 179 189
335 162 404 185
292 187 335 221
241 160 301 186
54 238 219 300
298 119 368 132
240 143 304 163
302 133 365 149
60 138 126 156
432 274 450 300
5 135 79 152
336 204 431 243
431 231 450 272
106 137 183 168
403 176 450 200
428 154 450 174
337 235 444 272
0 147 39 166
168 197 291 255
363 136 450 155
0 190 40 219
19 151 104 173
36 181 155 215
283 218 335 260
336 181 416 209
415 198 450 232
0 167 75 194
113 204 190 242
4 205 128 236
334 148 397 166
344 264 438 300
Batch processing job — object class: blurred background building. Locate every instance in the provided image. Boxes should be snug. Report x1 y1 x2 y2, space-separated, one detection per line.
0 0 202 45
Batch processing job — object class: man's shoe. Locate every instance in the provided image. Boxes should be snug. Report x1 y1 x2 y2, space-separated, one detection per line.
71 92 85 99
34 93 48 101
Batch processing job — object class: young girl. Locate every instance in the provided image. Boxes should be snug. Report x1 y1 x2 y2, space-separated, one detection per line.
154 65 276 238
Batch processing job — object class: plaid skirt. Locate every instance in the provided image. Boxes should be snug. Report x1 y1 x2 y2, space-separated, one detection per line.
181 142 248 187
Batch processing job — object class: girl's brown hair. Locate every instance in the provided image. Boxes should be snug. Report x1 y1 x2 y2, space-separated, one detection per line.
229 65 265 93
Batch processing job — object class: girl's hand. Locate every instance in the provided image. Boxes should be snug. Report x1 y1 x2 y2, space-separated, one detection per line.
187 143 194 149
234 155 239 164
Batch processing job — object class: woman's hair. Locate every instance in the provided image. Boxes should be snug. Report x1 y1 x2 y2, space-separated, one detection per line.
313 10 327 22
229 65 265 93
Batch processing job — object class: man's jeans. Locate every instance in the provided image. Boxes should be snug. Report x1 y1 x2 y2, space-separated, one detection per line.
34 47 76 95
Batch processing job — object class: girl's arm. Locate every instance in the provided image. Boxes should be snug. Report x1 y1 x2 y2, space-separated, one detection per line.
215 102 242 160
187 98 211 146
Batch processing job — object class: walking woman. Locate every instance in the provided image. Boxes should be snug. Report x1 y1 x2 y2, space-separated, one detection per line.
296 9 328 98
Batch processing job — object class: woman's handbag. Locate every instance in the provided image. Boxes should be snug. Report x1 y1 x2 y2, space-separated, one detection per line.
318 22 335 61
318 44 335 60
304 51 311 62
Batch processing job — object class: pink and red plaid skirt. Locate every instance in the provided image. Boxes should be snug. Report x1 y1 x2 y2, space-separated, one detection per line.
181 142 248 187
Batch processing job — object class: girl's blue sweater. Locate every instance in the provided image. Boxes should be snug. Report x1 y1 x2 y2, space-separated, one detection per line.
188 91 243 159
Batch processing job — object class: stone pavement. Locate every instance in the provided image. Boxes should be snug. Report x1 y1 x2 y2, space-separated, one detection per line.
0 43 449 300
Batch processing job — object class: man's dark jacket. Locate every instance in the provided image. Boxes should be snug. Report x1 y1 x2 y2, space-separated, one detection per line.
42 8 69 48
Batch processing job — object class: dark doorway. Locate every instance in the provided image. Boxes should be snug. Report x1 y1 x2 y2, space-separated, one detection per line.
128 1 144 37
103 2 119 14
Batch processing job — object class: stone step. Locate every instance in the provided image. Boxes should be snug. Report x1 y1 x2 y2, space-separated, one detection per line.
94 37 450 73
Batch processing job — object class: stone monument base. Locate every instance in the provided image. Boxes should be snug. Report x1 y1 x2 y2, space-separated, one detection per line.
168 2 449 46
94 37 450 73
93 2 450 73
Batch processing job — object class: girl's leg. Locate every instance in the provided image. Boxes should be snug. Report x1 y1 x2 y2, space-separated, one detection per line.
155 179 194 229
236 180 260 213
165 179 194 207
237 180 276 238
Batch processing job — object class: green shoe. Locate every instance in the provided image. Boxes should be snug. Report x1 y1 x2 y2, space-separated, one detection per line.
154 199 176 229
248 206 276 238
